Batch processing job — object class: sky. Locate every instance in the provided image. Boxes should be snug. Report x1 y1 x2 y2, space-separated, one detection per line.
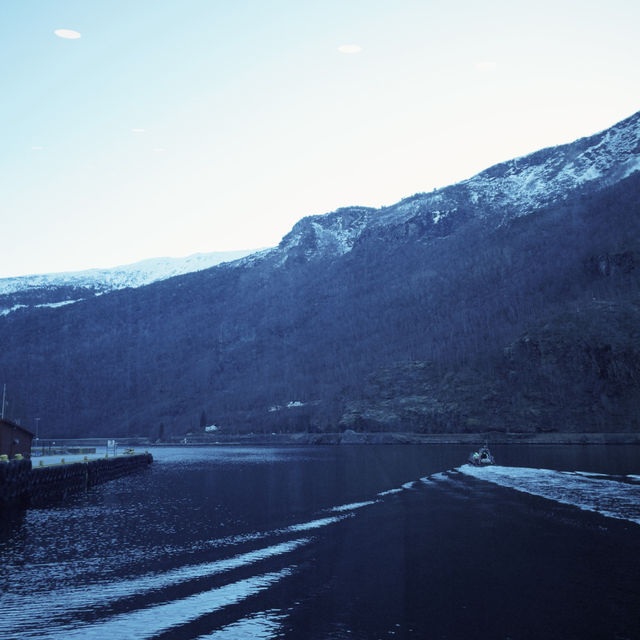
1 0 640 278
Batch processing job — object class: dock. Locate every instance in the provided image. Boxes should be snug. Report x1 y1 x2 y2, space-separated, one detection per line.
0 452 153 508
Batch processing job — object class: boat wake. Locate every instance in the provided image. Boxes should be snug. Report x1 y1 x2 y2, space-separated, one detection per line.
0 497 385 640
197 609 287 639
457 464 640 526
4 464 638 640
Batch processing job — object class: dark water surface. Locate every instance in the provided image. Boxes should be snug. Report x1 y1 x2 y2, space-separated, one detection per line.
1 445 639 639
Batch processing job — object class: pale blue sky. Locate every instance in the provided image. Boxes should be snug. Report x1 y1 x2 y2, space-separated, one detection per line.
1 0 639 277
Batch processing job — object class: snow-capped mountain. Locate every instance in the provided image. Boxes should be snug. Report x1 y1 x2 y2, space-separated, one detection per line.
6 111 640 308
265 110 640 263
0 249 256 314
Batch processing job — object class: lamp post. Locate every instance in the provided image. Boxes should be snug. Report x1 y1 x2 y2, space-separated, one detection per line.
34 417 40 445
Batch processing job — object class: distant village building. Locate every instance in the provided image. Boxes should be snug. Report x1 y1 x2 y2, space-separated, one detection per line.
0 418 34 458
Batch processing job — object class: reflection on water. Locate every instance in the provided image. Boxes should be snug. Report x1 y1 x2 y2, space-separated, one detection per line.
0 445 639 640
39 568 295 640
200 609 286 640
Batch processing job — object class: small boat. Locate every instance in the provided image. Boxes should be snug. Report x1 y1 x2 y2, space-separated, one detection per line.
468 444 495 466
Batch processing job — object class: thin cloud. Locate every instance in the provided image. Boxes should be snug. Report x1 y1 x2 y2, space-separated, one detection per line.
54 29 82 39
131 128 146 133
475 61 497 72
338 44 362 54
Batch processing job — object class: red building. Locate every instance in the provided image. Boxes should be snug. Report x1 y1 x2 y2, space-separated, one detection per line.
0 418 34 459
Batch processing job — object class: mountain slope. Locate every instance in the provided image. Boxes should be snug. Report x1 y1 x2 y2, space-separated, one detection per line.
259 110 640 264
0 249 256 315
1 111 640 438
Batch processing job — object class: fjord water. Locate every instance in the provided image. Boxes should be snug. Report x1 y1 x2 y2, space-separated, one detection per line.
1 446 639 640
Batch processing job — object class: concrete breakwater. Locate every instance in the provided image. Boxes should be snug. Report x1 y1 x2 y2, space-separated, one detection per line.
0 453 153 508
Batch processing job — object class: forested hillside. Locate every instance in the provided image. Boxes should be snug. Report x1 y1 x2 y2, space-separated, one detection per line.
2 112 640 439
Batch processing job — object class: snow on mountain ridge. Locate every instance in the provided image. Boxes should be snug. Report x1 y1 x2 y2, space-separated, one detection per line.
4 111 640 302
275 206 376 264
458 110 640 215
0 249 257 297
373 109 640 230
270 111 640 263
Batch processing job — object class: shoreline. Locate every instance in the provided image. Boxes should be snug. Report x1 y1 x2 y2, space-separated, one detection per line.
150 431 640 446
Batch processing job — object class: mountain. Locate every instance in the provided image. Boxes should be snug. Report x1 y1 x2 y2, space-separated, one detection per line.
0 249 256 316
1 111 640 439
263 109 640 265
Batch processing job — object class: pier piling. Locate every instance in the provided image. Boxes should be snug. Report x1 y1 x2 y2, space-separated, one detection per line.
0 452 153 508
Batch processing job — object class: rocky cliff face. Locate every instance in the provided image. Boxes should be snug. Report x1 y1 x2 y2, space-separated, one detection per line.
276 207 376 264
340 300 640 435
